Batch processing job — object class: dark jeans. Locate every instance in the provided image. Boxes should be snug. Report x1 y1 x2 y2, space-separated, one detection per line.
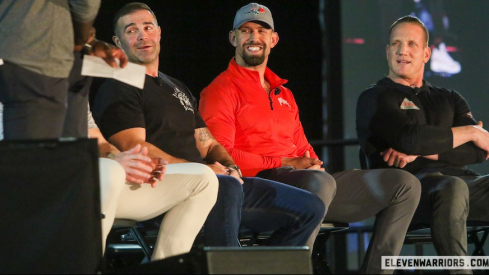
203 175 325 247
0 61 68 139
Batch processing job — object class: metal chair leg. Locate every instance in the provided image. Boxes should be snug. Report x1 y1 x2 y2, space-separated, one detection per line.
129 227 153 263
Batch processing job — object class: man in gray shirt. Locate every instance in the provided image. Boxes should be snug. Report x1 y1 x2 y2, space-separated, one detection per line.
0 0 126 140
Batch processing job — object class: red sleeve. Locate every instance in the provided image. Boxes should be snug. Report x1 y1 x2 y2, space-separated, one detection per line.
200 81 282 176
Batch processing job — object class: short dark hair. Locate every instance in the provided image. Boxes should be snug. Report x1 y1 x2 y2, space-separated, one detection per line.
389 15 429 46
113 2 157 36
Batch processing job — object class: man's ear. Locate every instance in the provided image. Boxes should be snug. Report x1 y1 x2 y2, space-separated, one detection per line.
423 46 431 63
113 35 122 48
229 30 237 47
270 32 279 48
158 26 161 41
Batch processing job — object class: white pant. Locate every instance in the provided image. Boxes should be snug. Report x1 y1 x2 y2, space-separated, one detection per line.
99 158 218 260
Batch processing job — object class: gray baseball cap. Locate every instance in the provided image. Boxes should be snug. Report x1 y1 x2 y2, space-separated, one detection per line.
233 3 274 30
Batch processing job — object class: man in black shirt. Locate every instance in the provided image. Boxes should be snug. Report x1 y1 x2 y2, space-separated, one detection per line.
93 2 325 250
357 15 489 264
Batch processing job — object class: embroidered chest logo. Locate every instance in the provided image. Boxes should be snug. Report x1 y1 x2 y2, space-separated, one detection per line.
172 87 194 113
400 98 420 110
278 97 291 107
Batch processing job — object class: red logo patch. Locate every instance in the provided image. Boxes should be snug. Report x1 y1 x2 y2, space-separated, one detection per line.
400 98 420 110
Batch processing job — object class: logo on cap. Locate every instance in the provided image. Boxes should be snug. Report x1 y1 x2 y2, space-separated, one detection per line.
245 6 266 15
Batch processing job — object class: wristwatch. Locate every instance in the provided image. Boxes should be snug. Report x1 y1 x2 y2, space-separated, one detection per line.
227 165 242 178
81 43 92 55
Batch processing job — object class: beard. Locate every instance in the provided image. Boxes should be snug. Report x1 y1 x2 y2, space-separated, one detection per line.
241 44 267 66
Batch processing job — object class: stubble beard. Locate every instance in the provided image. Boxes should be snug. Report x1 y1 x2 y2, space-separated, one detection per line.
129 43 159 65
241 44 266 66
133 51 157 65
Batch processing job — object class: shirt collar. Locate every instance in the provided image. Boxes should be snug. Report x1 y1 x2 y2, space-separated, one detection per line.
228 58 288 89
378 77 431 95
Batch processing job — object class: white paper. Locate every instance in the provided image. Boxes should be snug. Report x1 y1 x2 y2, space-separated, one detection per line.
81 55 145 89
0 59 4 65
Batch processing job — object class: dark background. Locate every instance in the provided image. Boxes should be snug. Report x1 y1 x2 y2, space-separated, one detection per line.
93 0 323 142
93 0 489 175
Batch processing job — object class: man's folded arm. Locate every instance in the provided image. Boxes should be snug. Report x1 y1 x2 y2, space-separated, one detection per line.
359 88 454 156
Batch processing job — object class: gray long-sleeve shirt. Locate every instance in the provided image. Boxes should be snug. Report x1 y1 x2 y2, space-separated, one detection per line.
0 0 100 78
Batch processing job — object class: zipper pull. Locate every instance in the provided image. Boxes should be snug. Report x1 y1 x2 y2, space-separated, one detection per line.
268 93 274 110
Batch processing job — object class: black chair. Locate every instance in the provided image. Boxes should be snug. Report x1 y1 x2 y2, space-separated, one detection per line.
404 221 489 257
106 219 349 273
104 219 156 270
312 222 350 274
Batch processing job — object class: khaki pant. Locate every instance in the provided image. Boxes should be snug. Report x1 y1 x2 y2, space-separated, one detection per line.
99 159 218 260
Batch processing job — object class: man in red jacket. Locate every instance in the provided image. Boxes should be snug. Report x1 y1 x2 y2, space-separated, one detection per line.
200 3 421 274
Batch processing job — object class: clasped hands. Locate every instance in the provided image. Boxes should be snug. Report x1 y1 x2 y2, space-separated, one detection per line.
110 144 167 188
281 150 325 171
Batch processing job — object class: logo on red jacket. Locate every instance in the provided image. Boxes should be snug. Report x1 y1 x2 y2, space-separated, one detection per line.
400 98 420 110
278 97 291 107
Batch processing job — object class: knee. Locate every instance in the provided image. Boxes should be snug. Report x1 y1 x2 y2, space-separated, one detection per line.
300 170 336 206
99 158 126 195
194 164 220 203
217 175 244 204
377 169 422 209
383 169 421 195
433 176 469 203
193 163 219 192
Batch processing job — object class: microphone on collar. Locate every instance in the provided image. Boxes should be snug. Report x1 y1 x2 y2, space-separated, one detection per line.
412 85 429 95
413 87 421 95
274 87 281 95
